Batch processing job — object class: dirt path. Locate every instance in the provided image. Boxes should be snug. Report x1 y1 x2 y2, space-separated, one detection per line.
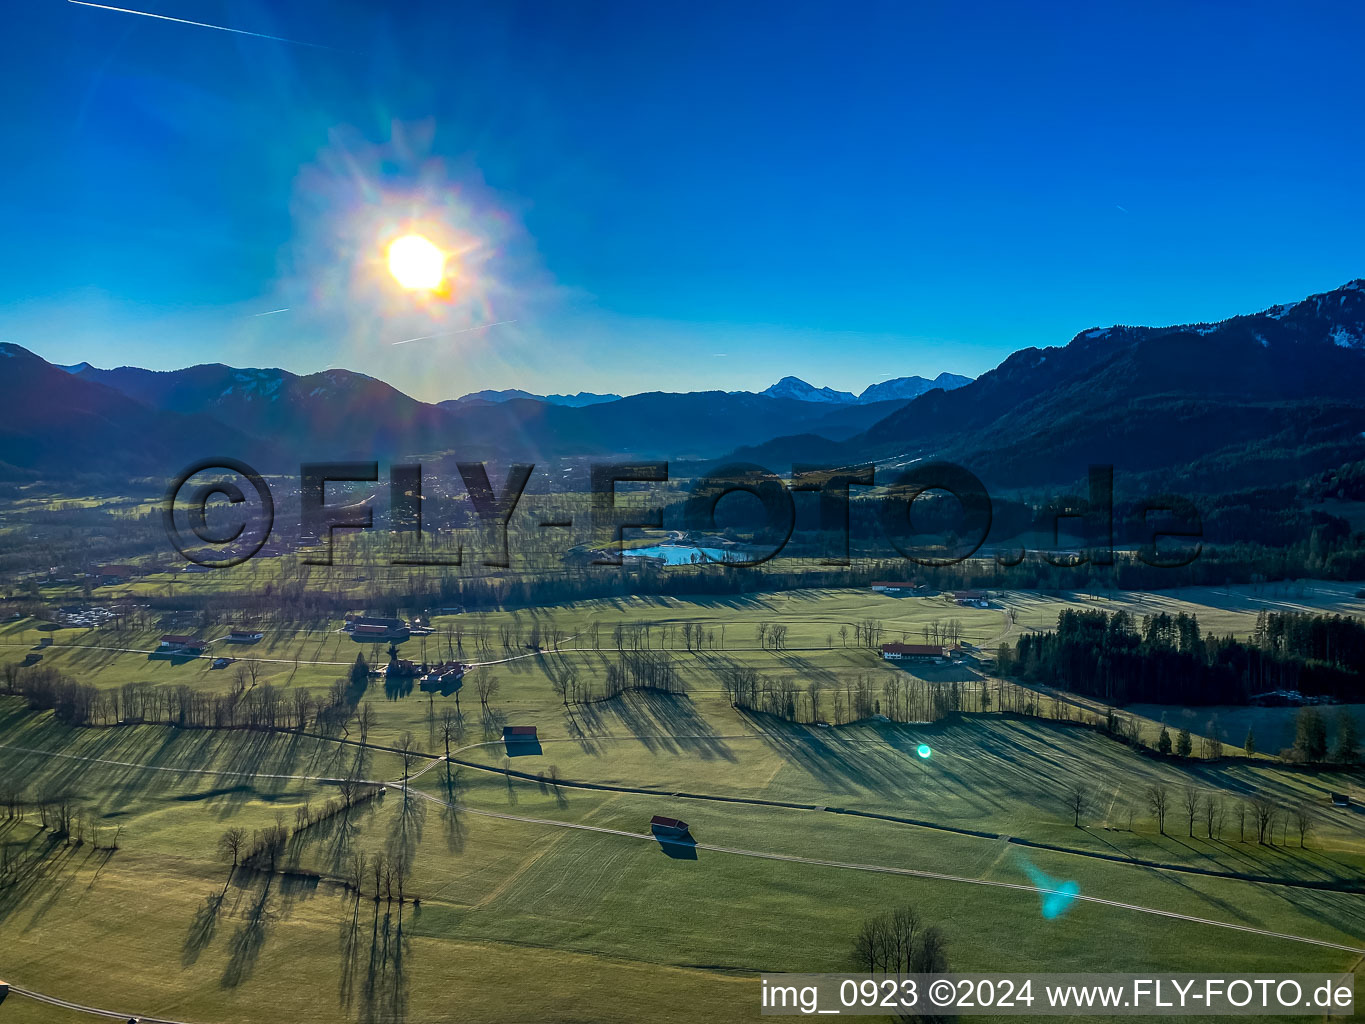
6 982 196 1023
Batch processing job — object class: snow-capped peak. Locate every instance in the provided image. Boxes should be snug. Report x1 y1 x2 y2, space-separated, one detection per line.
761 376 857 403
857 373 972 403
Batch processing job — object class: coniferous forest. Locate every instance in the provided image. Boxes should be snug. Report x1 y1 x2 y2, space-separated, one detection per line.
1013 609 1365 705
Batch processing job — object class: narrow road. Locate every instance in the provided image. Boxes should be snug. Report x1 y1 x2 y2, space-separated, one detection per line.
6 982 194 1023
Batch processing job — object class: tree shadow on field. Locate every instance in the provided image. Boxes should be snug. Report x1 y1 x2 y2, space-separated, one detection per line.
285 793 379 876
742 714 877 796
219 870 318 988
0 830 82 930
387 786 427 870
562 701 609 755
350 897 410 1021
182 875 231 966
678 593 779 612
603 691 736 761
437 766 468 854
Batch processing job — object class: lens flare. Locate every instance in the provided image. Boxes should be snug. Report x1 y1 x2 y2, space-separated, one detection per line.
916 743 932 759
387 234 447 291
1019 858 1081 919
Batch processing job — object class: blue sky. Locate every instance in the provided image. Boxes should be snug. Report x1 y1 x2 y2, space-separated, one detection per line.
1 0 1362 401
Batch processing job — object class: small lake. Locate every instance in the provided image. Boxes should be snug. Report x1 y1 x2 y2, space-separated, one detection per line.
625 544 746 565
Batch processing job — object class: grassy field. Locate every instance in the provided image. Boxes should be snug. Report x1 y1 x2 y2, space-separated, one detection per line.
1 584 1364 1022
2 706 1363 1024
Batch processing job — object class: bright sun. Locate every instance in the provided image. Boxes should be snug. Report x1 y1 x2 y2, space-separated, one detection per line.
387 233 447 291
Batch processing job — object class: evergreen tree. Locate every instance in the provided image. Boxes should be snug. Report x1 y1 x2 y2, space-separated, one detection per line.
350 653 369 688
1158 726 1172 755
1334 709 1359 764
1243 728 1257 756
1175 727 1193 758
1293 707 1328 762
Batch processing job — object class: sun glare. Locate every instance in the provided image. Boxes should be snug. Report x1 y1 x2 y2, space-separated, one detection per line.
387 233 447 291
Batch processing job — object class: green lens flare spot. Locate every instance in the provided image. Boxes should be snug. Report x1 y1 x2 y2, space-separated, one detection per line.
916 743 932 759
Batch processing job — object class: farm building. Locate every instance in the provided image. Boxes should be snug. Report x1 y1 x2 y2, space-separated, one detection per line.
345 615 410 640
881 642 945 662
421 661 466 682
158 635 205 654
1331 792 1352 807
227 628 264 643
649 815 690 836
952 590 990 607
503 725 538 741
870 581 904 593
352 623 411 642
419 662 467 693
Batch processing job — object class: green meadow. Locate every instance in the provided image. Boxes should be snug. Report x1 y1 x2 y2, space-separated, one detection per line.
1 584 1363 1022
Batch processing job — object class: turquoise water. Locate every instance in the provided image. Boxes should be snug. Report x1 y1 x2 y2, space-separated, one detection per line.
625 544 742 565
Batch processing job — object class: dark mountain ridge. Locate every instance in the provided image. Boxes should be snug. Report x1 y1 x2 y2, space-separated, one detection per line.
0 344 268 477
729 280 1365 492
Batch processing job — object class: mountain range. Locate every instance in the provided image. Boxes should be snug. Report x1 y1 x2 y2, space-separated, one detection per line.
760 372 972 404
725 280 1365 492
445 372 972 408
3 279 1364 496
443 389 623 408
0 349 970 476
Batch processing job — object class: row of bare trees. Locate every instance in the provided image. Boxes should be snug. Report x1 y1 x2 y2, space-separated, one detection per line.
721 667 973 726
1065 781 1318 846
851 904 949 988
0 783 122 851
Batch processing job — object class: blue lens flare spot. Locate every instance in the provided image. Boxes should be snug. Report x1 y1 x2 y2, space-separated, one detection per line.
1040 879 1081 919
916 743 932 759
1020 859 1081 919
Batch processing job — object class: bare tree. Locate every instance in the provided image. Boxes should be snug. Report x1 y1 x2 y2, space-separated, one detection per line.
1251 796 1276 844
348 851 368 896
807 681 822 724
356 702 375 746
397 731 418 794
371 853 386 901
1065 783 1089 827
1202 794 1221 839
440 707 462 759
217 826 247 868
1146 784 1169 834
338 772 360 811
850 904 949 984
475 673 501 711
393 851 409 903
1293 805 1315 848
1182 785 1200 837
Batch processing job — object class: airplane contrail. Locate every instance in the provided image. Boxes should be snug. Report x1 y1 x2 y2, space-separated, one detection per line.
67 1 340 51
391 319 517 346
250 307 291 317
